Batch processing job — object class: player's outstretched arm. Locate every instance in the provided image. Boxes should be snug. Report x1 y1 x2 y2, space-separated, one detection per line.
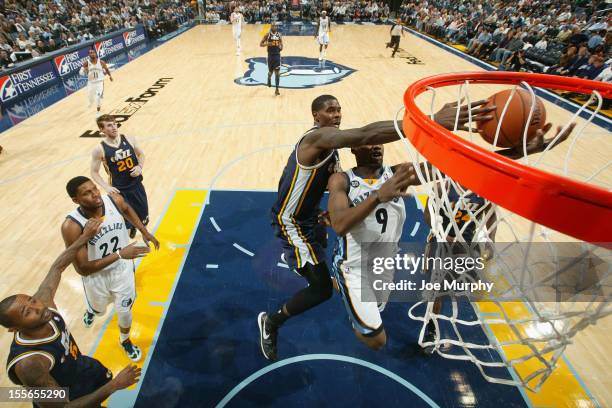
14 356 141 408
496 122 576 159
90 145 119 194
110 192 160 249
34 219 101 307
327 164 415 235
307 100 494 151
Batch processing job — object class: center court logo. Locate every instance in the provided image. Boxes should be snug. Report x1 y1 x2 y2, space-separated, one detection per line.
235 56 356 89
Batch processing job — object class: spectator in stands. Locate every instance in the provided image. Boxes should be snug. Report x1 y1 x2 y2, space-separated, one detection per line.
558 45 591 76
595 62 612 82
466 27 492 56
503 49 527 72
567 26 589 46
0 49 12 69
574 54 607 80
587 30 606 51
556 25 573 43
548 45 577 74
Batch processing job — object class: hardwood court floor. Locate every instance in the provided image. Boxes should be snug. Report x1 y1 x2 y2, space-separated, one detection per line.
0 24 609 406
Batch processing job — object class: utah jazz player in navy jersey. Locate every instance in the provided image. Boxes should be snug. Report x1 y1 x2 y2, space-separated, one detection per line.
0 218 140 407
260 23 283 95
257 94 496 360
420 122 576 354
91 114 149 238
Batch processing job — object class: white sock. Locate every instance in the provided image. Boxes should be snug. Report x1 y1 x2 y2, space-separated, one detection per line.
119 331 130 343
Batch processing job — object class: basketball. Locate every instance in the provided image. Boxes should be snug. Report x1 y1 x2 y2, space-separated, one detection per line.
477 89 547 148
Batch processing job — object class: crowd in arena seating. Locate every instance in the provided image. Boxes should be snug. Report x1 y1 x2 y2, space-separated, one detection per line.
399 0 611 82
0 1 195 71
204 0 390 24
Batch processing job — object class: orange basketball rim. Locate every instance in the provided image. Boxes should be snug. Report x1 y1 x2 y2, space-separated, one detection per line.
402 72 612 245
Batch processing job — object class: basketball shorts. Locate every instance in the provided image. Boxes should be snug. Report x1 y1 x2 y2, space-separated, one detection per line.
82 260 136 316
70 356 112 401
87 81 104 106
272 219 327 272
232 27 241 40
119 182 149 229
318 33 330 45
390 35 400 48
268 54 281 70
332 261 385 336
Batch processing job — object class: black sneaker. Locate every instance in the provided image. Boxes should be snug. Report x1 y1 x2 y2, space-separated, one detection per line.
275 89 280 96
422 324 437 355
83 311 95 328
257 312 278 361
267 77 271 87
121 339 142 362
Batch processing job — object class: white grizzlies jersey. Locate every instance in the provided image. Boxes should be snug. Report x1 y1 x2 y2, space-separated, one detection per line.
231 12 243 31
319 17 330 34
67 195 130 273
87 57 104 83
340 166 406 270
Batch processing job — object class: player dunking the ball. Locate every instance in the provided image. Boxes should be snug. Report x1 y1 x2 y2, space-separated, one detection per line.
257 95 495 360
315 11 331 61
80 48 113 116
260 23 283 96
0 218 141 406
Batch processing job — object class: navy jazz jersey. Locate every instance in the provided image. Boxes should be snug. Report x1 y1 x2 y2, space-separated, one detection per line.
101 135 142 190
266 31 282 55
436 184 487 243
6 309 112 403
271 128 340 270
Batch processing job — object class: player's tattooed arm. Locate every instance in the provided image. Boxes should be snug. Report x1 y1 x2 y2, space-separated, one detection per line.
15 356 141 408
110 193 160 249
35 219 101 308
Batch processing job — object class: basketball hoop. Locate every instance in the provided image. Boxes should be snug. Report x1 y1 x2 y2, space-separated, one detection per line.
397 72 612 392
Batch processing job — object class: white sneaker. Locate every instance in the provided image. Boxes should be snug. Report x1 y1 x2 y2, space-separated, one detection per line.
120 339 142 362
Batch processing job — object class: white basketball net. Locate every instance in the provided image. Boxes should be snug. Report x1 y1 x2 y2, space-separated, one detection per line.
395 80 612 392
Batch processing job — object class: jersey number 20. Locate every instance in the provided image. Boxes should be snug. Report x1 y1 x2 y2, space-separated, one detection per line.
117 157 134 172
